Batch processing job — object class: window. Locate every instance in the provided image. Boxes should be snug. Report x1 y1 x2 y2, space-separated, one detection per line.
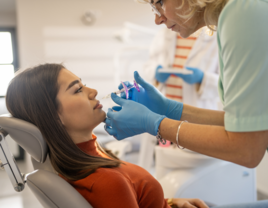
0 28 18 97
0 28 23 160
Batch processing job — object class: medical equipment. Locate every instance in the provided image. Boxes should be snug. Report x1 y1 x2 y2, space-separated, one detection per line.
101 80 140 100
157 66 204 85
158 68 193 75
0 129 25 192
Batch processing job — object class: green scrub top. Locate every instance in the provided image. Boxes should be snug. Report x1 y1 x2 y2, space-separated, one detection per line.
217 0 268 133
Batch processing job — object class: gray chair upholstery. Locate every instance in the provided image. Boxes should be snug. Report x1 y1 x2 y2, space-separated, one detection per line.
0 115 93 208
0 115 47 163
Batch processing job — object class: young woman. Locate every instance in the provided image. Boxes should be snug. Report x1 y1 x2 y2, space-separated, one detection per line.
5 63 209 208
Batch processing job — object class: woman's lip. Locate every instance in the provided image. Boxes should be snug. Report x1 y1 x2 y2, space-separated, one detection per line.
95 103 103 109
94 101 100 109
94 101 103 109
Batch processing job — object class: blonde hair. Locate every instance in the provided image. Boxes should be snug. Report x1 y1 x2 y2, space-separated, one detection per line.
143 0 229 31
178 0 229 31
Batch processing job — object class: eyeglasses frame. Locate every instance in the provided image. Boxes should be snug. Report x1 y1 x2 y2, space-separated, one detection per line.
149 3 161 17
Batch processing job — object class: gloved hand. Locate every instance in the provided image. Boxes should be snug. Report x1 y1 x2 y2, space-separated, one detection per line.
174 66 204 84
119 71 183 121
104 93 166 140
155 65 171 83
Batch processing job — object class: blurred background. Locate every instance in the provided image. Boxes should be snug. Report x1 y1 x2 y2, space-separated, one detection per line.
0 0 268 207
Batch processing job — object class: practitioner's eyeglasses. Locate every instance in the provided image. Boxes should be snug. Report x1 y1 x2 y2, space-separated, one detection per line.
149 3 161 17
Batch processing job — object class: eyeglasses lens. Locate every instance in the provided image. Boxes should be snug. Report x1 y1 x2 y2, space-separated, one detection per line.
149 3 161 17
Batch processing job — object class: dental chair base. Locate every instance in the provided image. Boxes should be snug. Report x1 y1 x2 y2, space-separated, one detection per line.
0 130 25 192
156 146 256 206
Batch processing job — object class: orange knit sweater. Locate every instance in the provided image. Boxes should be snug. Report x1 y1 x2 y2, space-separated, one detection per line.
60 134 170 208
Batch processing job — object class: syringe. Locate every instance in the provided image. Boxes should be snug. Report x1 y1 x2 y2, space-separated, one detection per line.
101 80 140 100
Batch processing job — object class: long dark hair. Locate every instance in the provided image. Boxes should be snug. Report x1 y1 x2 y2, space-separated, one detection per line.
6 63 121 181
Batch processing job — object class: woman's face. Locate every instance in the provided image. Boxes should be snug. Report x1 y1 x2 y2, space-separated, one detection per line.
56 68 106 141
152 0 205 38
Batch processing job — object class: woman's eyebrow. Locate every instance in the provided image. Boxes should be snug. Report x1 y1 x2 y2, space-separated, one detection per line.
66 78 82 91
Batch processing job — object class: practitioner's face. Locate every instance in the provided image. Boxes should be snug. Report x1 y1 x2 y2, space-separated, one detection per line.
57 68 106 139
152 0 205 38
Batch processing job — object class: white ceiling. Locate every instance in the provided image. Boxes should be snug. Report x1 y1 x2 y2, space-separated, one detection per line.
0 0 16 12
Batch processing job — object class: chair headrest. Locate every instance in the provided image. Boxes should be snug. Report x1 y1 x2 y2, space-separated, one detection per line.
0 115 48 163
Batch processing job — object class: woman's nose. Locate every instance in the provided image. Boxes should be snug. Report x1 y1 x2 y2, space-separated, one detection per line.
88 88 98 99
155 14 166 25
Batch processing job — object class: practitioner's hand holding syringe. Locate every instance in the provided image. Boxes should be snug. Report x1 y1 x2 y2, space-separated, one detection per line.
101 80 140 100
117 71 183 120
104 71 184 140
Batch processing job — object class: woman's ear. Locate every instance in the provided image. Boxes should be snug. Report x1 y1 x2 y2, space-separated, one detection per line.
56 101 65 125
57 113 65 126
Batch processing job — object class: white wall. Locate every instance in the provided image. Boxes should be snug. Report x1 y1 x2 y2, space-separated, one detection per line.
16 0 157 66
16 0 158 103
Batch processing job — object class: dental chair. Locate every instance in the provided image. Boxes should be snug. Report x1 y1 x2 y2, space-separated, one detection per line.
0 115 93 208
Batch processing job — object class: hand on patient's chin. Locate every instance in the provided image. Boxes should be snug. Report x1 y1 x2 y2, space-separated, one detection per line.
103 106 121 123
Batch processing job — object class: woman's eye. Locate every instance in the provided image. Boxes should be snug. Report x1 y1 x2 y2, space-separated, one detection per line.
156 0 163 6
75 84 86 93
75 86 83 93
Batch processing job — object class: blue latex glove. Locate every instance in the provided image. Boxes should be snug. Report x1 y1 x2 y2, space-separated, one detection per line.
155 65 171 83
104 93 166 140
174 67 204 84
119 71 183 121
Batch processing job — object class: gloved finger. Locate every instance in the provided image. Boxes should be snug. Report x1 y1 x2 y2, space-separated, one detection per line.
120 83 134 99
120 91 127 99
104 117 112 126
118 81 132 90
106 108 115 118
104 125 117 136
111 93 127 106
185 66 196 72
156 65 163 71
112 106 122 112
155 65 171 75
134 71 153 90
155 65 170 77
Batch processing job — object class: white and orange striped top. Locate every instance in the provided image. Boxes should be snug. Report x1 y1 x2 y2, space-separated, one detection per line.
165 35 197 102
